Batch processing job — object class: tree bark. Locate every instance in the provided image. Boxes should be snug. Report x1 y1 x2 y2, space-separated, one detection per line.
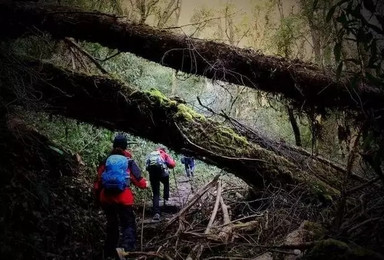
0 56 343 202
287 106 302 147
0 1 383 114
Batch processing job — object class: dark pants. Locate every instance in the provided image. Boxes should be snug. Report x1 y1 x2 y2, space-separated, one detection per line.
149 168 169 215
184 165 194 177
102 204 136 257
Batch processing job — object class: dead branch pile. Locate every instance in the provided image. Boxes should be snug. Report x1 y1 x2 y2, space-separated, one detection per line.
132 176 327 260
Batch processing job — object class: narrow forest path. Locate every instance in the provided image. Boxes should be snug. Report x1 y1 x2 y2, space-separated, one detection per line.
140 174 195 224
168 174 195 208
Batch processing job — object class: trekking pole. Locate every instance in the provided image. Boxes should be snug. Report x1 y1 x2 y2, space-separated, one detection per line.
172 169 182 206
140 198 145 251
172 169 178 190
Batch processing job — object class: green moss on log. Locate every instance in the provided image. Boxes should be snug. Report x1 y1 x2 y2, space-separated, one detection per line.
175 103 206 121
147 88 169 105
216 125 248 146
143 88 339 202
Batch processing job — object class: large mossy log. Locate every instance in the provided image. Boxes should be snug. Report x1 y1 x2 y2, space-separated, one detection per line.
0 56 342 202
0 1 383 113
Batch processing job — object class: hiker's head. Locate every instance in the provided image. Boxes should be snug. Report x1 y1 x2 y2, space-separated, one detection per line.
113 133 128 150
158 147 166 153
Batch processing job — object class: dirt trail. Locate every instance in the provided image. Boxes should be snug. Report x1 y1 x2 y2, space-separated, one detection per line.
167 174 195 208
140 174 195 223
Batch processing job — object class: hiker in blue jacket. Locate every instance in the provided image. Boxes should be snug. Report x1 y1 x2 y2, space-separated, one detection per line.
181 156 195 178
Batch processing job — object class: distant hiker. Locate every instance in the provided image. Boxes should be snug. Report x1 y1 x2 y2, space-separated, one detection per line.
146 147 176 221
94 133 148 258
181 156 195 177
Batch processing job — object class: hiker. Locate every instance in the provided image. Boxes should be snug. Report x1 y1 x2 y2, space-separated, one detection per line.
94 133 148 259
181 156 195 177
146 147 176 221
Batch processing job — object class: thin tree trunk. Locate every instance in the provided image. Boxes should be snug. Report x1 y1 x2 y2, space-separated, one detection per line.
287 106 302 147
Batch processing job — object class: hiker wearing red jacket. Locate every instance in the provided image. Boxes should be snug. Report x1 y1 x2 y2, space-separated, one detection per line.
146 147 176 221
94 133 148 258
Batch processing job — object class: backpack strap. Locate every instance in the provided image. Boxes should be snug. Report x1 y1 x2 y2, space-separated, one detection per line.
128 159 143 181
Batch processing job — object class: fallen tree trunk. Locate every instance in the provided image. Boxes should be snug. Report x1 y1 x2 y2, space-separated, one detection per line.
0 1 383 113
0 56 343 202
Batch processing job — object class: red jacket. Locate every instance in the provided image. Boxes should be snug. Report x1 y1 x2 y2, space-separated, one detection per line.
94 149 147 206
158 149 176 168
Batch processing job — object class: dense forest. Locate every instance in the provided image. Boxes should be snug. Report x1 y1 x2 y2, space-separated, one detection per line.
0 0 383 259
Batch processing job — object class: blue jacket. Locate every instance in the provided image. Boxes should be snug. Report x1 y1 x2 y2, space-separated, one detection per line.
182 156 195 167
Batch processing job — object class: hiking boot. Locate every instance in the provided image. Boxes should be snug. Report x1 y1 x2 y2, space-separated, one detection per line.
152 213 161 221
